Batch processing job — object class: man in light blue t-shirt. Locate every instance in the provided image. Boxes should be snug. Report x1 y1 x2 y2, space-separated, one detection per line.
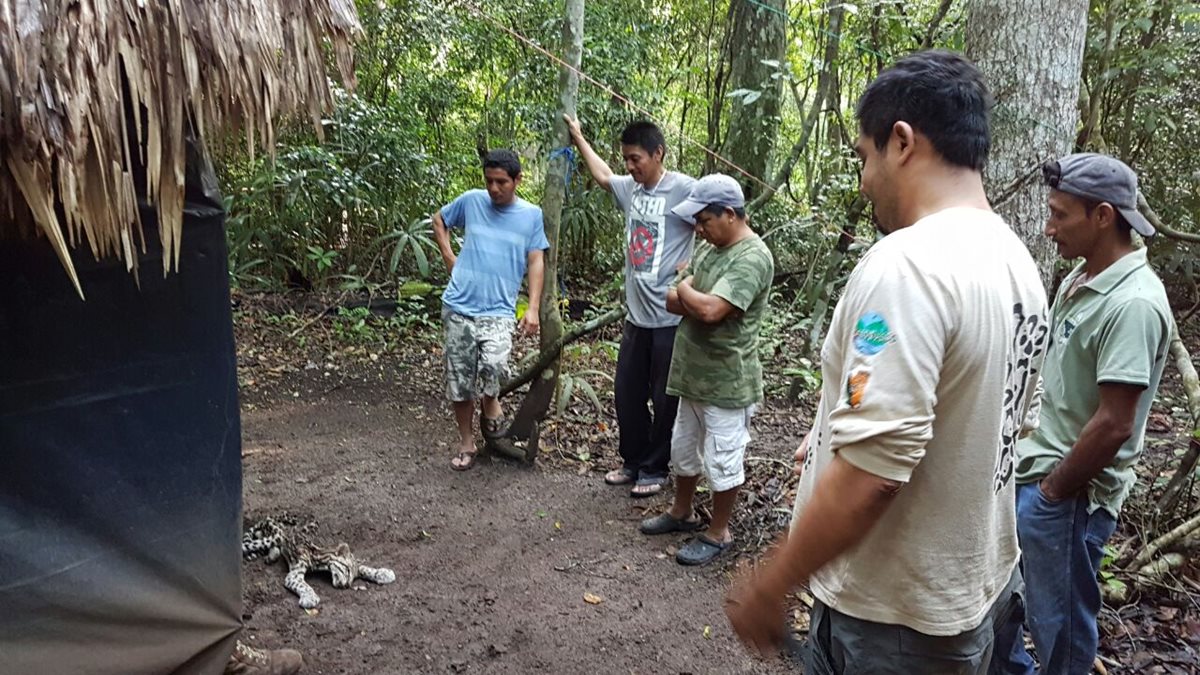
432 150 550 471
565 115 697 498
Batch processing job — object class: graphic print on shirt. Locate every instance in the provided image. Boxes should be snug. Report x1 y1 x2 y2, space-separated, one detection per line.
802 401 823 476
853 312 892 355
993 302 1049 493
628 193 666 278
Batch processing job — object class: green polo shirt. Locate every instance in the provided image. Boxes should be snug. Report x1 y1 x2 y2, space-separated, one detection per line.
1015 248 1171 517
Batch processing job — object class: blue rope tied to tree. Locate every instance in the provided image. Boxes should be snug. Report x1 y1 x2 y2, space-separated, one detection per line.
548 146 576 189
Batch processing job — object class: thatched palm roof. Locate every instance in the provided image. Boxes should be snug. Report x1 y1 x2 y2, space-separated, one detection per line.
0 1 360 295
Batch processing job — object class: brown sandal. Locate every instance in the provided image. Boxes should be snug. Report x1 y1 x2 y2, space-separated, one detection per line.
451 449 478 471
481 416 508 440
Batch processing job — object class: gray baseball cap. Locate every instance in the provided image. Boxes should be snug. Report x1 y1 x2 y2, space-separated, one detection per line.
671 173 746 224
1042 153 1155 237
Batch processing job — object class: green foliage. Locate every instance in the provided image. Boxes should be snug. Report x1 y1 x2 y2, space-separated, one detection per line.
219 87 448 289
556 369 611 417
333 307 380 344
1098 545 1129 596
214 0 1194 316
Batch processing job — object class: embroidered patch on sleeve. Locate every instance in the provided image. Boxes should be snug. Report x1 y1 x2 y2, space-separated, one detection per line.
846 371 869 408
853 311 891 356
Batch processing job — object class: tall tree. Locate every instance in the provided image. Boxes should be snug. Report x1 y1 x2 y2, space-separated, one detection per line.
966 0 1090 283
490 0 584 462
719 0 788 199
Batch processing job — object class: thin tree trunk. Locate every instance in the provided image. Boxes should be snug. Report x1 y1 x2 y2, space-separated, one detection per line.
719 0 788 199
489 0 583 462
747 1 843 213
966 0 1090 285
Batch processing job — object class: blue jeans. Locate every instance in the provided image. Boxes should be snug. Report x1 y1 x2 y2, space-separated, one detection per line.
992 483 1118 674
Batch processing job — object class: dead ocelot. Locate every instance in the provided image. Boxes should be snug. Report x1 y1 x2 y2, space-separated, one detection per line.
242 512 395 609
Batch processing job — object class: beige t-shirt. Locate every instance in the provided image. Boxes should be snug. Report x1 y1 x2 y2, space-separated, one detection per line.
792 207 1049 636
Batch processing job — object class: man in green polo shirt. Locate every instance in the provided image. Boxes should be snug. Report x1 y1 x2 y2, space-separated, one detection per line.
636 173 774 566
996 153 1172 674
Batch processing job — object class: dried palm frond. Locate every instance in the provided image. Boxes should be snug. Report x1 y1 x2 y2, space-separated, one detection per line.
0 1 360 296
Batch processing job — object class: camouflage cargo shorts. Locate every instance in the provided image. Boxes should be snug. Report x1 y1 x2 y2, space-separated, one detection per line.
442 309 515 402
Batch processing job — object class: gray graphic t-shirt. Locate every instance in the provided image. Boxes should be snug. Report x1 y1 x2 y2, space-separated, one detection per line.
610 172 697 328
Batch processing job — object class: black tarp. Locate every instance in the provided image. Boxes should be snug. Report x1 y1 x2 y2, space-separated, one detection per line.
0 137 242 674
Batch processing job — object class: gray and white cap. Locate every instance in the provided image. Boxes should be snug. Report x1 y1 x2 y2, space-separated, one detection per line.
671 173 746 224
1043 153 1155 237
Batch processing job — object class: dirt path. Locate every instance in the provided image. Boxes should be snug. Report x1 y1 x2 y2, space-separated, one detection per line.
238 377 793 675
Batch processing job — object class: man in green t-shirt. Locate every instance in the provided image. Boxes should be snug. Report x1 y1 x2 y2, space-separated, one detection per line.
637 173 774 566
995 154 1172 674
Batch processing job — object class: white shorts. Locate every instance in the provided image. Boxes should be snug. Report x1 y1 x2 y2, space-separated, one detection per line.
670 398 755 493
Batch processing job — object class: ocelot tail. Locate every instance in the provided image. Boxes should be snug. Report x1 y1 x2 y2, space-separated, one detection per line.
242 512 396 609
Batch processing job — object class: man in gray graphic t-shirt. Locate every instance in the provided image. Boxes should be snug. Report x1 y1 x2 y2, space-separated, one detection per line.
610 173 696 328
566 115 696 498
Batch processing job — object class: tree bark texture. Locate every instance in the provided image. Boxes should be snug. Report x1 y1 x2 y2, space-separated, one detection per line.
719 0 788 199
747 0 843 213
966 0 1089 284
492 0 583 457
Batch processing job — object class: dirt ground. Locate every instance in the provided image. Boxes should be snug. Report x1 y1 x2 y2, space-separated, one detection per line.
238 366 795 675
232 295 1200 674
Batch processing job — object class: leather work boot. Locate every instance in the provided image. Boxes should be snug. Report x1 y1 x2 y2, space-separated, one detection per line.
224 640 304 675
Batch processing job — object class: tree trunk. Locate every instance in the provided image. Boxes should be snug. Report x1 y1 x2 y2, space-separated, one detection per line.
965 0 1089 285
747 0 843 213
487 0 583 463
719 0 788 200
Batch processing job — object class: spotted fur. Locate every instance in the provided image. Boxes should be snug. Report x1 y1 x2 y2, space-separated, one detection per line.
242 513 396 609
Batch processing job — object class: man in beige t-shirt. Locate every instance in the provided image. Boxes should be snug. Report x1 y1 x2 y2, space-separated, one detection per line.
726 50 1048 674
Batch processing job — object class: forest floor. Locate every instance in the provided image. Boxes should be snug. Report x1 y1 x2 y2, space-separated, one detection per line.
232 291 1200 674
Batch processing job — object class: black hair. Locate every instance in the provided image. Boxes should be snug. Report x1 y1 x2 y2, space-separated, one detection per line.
619 121 666 158
1082 198 1132 235
483 149 522 179
856 50 992 170
698 203 746 219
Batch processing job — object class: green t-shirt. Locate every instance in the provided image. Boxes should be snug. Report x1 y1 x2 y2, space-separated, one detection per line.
1015 248 1171 517
666 235 774 408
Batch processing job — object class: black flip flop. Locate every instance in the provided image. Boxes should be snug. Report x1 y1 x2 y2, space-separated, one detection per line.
481 416 508 440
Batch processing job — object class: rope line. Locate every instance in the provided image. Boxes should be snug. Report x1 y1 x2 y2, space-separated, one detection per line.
457 0 778 195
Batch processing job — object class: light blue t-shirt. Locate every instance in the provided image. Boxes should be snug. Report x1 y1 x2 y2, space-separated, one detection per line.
440 189 549 318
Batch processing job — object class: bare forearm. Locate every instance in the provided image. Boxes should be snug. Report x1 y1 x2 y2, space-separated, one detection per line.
759 455 899 596
666 288 689 316
569 130 613 190
432 211 455 268
1041 415 1130 499
527 255 545 314
677 282 728 324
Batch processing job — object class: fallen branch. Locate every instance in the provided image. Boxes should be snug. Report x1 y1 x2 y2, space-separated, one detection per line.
499 305 626 397
1126 510 1200 570
287 290 353 339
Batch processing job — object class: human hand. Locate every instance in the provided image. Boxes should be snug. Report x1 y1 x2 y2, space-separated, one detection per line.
518 309 540 337
793 431 811 478
725 563 789 657
562 114 582 141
